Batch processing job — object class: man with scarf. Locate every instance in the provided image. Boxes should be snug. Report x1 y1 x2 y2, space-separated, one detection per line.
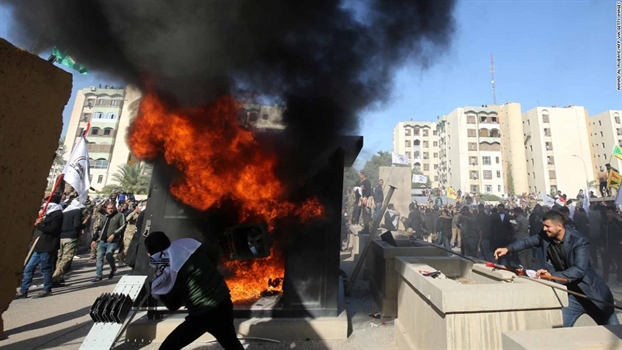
15 193 64 299
145 231 244 350
52 199 85 285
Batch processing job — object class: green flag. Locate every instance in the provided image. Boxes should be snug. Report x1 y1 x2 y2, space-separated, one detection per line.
612 145 622 161
50 47 88 75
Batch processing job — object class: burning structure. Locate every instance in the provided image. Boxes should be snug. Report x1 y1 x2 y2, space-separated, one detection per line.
6 0 457 340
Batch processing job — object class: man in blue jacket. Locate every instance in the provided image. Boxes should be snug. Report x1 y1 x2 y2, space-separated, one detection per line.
494 210 619 327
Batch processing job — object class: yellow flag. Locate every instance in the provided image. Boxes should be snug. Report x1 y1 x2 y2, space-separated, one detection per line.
612 145 622 161
608 169 621 189
447 187 458 200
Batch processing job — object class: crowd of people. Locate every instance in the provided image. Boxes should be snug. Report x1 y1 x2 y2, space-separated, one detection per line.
15 189 147 299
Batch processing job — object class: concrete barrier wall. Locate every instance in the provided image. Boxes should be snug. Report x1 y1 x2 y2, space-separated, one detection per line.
0 39 72 338
502 325 622 349
394 257 566 349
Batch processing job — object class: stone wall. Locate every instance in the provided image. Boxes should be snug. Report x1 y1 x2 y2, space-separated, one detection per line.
0 39 72 338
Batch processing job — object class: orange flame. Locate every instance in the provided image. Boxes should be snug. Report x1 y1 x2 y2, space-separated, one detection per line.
128 91 324 302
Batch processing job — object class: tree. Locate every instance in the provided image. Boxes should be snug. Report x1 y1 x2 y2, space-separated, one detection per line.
47 137 67 190
343 166 360 194
361 151 393 187
110 163 151 194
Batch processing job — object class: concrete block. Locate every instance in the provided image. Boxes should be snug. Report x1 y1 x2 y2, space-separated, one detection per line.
368 239 448 317
0 38 72 338
502 325 622 349
394 256 566 349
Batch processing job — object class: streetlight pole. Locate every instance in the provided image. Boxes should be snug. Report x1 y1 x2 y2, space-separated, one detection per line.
571 154 590 191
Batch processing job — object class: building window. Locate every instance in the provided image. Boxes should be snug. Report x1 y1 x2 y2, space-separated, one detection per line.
467 115 476 124
103 128 113 136
422 141 428 148
405 140 411 147
413 151 420 158
90 127 100 136
433 152 438 158
433 141 438 147
433 131 437 135
481 116 487 123
602 142 605 148
485 185 492 193
549 170 556 179
542 114 549 123
434 164 438 169
491 116 497 123
414 139 421 146
615 117 621 124
496 170 501 178
468 142 477 151
106 113 117 120
483 170 492 179
482 156 491 165
469 156 478 165
97 175 104 183
599 121 602 126
414 127 420 136
423 129 429 136
470 171 478 179
470 185 479 193
424 164 430 171
110 100 122 107
405 151 411 159
405 128 411 136
423 152 429 159
82 113 91 122
498 185 502 192
434 176 438 181
495 156 500 164
94 112 104 119
543 128 551 136
91 158 109 169
85 99 95 108
547 156 554 165
600 131 603 137
467 129 477 137
545 142 553 151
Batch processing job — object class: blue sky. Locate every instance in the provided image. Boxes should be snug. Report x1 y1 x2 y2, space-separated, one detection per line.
2 1 621 168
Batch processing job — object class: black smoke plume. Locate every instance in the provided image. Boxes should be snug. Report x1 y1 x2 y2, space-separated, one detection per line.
4 0 456 183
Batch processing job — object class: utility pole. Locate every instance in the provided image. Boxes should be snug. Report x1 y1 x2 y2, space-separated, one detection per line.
490 53 497 105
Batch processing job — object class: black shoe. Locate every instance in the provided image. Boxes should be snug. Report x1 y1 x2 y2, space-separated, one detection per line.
51 281 65 288
33 291 52 298
91 277 103 283
108 269 117 280
14 292 28 299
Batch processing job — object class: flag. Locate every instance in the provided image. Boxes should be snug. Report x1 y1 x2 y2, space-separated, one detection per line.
392 152 410 165
541 192 555 207
49 46 88 75
607 169 621 189
412 174 427 184
62 136 91 203
583 188 589 213
447 187 458 200
612 145 622 161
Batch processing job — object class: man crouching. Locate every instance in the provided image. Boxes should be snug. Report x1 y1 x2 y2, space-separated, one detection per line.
145 231 244 350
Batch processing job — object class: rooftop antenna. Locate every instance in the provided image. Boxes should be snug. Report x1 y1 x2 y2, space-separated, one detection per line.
490 53 497 105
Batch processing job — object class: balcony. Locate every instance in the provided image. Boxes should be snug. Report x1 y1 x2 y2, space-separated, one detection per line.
87 144 113 153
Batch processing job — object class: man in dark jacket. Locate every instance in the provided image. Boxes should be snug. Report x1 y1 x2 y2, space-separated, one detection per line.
476 204 492 261
52 199 85 285
145 232 244 350
373 179 384 221
457 207 479 257
602 206 622 283
490 204 515 264
91 201 126 282
16 194 64 299
494 210 619 327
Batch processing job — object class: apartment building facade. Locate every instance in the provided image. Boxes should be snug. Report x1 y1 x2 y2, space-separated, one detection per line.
589 110 622 174
392 121 441 188
63 85 142 191
522 106 595 195
498 102 529 195
437 106 504 196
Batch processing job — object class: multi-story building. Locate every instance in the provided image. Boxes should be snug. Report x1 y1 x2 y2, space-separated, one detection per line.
498 102 529 195
392 121 441 188
63 85 142 191
522 106 595 195
588 110 622 174
437 106 504 196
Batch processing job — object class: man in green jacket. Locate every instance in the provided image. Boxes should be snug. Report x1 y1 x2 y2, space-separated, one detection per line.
145 231 243 350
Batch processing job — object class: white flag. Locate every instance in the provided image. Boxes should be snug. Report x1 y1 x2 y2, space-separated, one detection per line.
62 136 91 203
392 152 410 165
583 189 589 213
541 192 555 207
412 174 428 184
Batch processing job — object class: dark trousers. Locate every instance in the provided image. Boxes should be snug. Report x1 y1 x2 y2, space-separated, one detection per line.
589 237 600 268
602 244 622 283
599 181 609 197
160 298 243 350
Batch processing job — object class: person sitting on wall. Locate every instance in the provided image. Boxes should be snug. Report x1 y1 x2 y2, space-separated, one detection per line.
145 232 244 350
494 210 619 327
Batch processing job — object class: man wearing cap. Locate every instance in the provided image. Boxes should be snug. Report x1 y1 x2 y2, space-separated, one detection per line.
145 232 244 350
